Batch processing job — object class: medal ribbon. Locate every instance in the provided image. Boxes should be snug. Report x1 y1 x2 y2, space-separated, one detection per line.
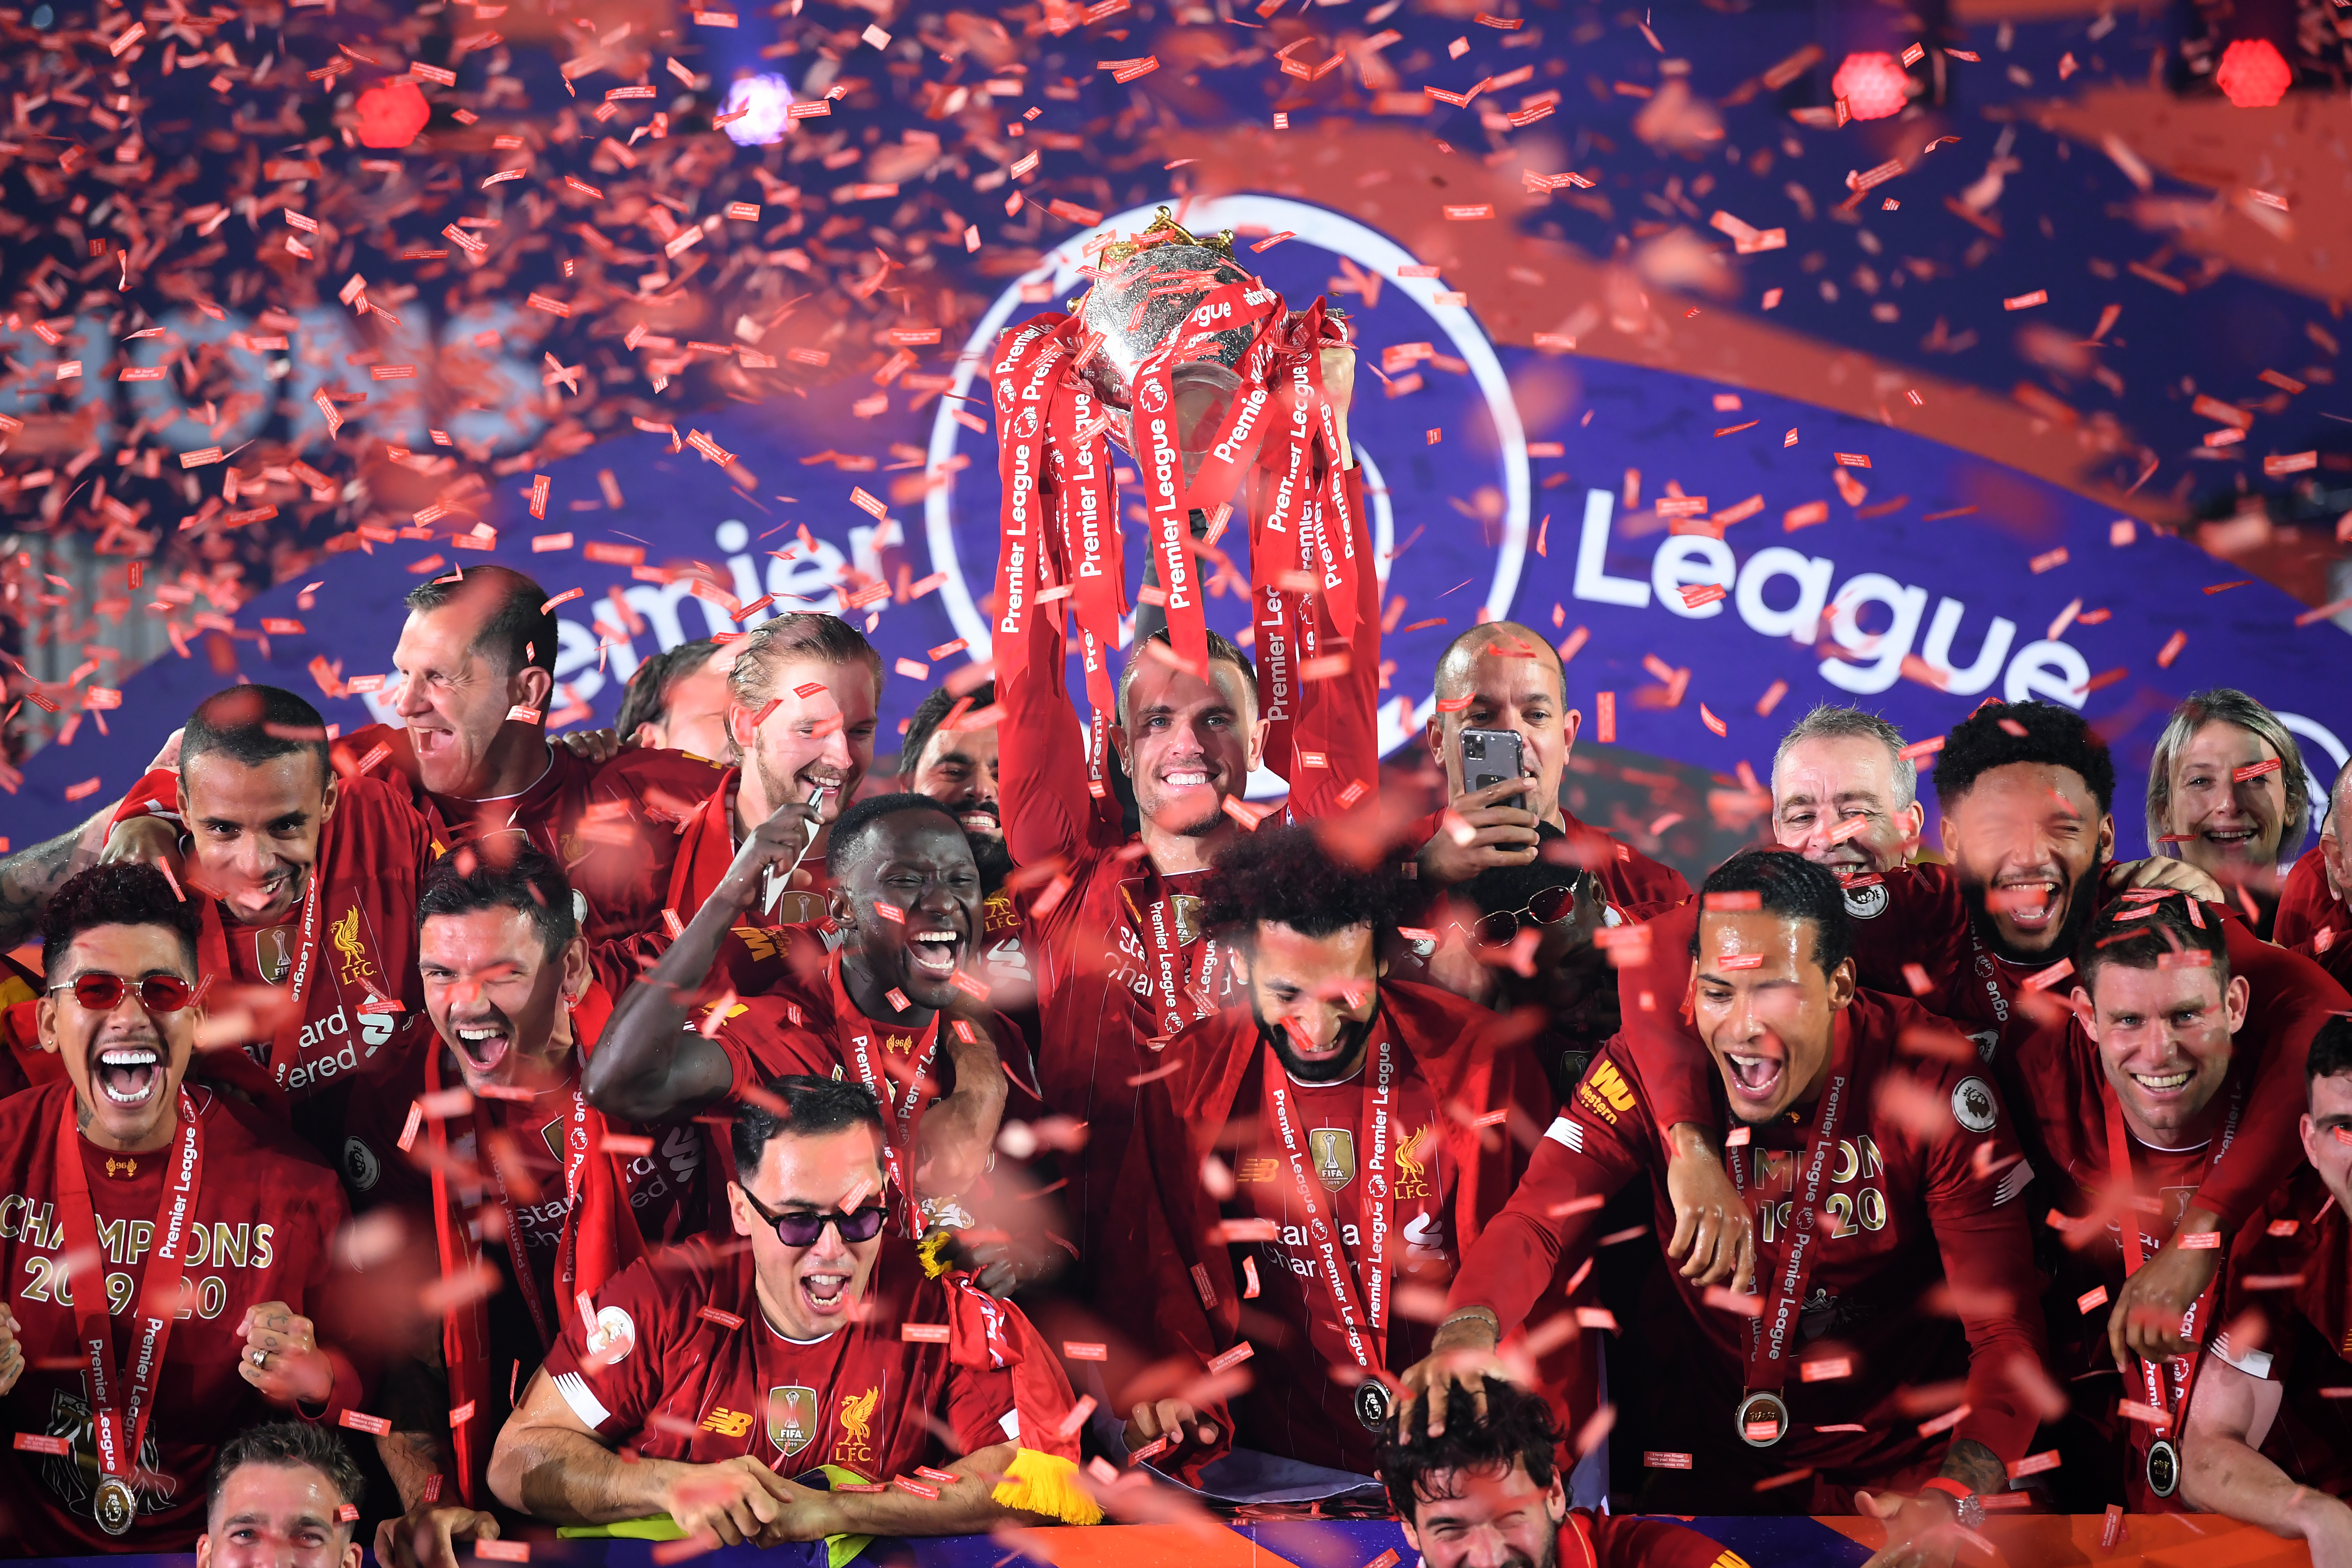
1050 378 1122 794
2103 1077 2235 1436
193 844 327 1092
1725 1019 1857 1397
1261 1027 1394 1371
829 955 944 1218
1123 871 1222 1042
54 1088 204 1513
989 316 1070 694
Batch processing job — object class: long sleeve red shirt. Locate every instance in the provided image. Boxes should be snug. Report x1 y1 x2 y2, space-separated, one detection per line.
1448 991 2048 1488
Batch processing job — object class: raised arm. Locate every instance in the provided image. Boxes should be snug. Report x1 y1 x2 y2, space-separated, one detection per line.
1284 463 1380 821
912 999 1011 1200
0 803 121 948
583 796 819 1124
996 578 1101 869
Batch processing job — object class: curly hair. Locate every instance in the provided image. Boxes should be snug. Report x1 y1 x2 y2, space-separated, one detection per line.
42 863 203 979
1690 848 1854 976
1933 699 2115 816
1378 1377 1561 1521
2076 893 2232 997
1198 825 1403 939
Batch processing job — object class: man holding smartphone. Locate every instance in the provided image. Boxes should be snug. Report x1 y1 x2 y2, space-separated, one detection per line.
1415 622 1688 918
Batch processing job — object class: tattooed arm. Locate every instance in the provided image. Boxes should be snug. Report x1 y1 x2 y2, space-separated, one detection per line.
0 805 117 950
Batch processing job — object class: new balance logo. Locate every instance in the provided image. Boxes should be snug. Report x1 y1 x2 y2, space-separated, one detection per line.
1543 1116 1586 1153
701 1407 755 1437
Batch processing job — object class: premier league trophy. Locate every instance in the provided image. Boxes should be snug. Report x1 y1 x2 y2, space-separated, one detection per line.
988 206 1364 779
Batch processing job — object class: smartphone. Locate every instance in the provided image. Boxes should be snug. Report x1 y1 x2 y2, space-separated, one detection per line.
1459 727 1524 794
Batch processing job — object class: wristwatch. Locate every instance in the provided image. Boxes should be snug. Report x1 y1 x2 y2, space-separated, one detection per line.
1919 1476 1984 1528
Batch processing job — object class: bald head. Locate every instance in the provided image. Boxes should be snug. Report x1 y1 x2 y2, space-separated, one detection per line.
1433 621 1567 705
1422 620 1574 830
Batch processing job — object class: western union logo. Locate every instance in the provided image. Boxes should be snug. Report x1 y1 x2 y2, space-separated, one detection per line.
1575 1059 1635 1126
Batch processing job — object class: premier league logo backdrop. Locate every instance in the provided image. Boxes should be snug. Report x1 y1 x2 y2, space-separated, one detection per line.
5 192 2342 852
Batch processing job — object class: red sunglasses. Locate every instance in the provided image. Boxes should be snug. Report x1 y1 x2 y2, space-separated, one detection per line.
49 973 197 1015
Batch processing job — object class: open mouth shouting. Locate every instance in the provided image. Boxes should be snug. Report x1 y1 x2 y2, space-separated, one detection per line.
797 1263 856 1319
1721 1037 1788 1116
449 1014 514 1077
904 921 968 983
958 806 1003 839
93 1040 165 1109
1988 874 2066 939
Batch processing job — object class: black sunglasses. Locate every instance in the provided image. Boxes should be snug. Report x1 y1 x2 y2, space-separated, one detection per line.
1457 882 1580 947
49 972 197 1014
739 1187 889 1248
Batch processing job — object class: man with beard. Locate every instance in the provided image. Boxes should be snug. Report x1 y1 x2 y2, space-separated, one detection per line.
1102 827 1562 1488
351 844 706 1556
585 793 1013 1230
487 1076 1100 1538
615 638 737 762
1000 610 1380 1283
0 864 365 1553
2180 1016 2352 1555
1380 1380 1741 1568
1404 852 2047 1544
661 612 883 929
98 685 438 1129
1412 622 1688 918
900 680 1009 890
2017 893 2346 1510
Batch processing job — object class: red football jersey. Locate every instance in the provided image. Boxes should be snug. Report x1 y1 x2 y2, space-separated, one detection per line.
331 725 728 943
1109 981 1568 1479
1448 991 2046 1501
659 765 838 930
2208 1167 2352 1500
998 466 1380 1283
2272 847 2346 954
705 939 1027 1224
108 767 439 1119
1628 876 2348 1234
0 1081 361 1554
537 1233 1084 1482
